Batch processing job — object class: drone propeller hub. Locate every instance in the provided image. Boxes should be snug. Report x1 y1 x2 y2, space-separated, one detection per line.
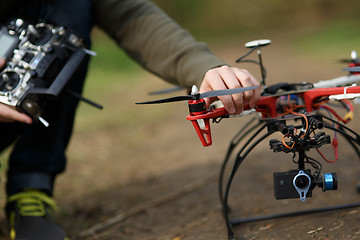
191 85 201 100
351 50 358 60
191 85 199 95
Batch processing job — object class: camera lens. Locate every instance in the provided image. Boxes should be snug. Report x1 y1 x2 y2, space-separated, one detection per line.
295 175 309 189
292 170 312 202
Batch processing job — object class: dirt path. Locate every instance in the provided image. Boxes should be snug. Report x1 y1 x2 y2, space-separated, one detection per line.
1 33 360 240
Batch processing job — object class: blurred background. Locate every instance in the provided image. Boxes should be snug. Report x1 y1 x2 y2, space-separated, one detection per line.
1 1 360 239
152 0 360 45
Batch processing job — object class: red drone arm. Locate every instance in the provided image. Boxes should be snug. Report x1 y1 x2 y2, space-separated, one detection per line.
304 86 360 111
186 99 228 146
186 85 360 147
250 86 360 117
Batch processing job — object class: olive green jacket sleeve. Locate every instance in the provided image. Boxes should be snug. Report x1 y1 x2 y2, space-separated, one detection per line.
93 0 227 87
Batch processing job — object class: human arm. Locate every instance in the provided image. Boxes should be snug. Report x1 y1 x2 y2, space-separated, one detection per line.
93 0 226 87
93 0 260 113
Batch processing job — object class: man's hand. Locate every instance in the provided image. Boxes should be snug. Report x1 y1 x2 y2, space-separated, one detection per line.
0 104 33 124
200 65 261 115
0 58 32 124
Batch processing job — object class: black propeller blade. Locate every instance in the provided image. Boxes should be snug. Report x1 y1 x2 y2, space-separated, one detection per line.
136 85 258 105
136 95 193 104
338 59 360 63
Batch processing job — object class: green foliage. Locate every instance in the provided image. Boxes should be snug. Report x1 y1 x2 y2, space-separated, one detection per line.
84 28 145 95
89 29 141 75
152 0 360 40
292 19 360 58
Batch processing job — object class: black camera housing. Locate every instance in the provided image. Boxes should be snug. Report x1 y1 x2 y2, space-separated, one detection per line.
273 169 314 200
274 169 338 201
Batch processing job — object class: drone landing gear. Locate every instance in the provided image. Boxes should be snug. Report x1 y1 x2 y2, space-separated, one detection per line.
219 114 360 240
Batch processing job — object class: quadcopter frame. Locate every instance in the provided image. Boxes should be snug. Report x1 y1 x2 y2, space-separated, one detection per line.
218 112 360 239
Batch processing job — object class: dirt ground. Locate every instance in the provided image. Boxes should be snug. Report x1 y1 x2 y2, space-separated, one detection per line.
1 32 360 240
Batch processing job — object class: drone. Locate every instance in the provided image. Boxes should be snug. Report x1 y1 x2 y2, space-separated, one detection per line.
136 39 360 240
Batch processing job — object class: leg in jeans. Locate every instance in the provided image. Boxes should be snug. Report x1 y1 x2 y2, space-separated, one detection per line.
5 59 89 196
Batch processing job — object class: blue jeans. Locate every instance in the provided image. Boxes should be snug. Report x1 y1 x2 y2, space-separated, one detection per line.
3 0 93 196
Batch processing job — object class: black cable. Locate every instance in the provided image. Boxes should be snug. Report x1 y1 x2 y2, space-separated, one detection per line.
257 48 266 87
235 46 259 63
236 59 267 80
235 46 267 87
339 126 360 159
324 100 351 111
305 155 322 171
322 115 360 141
324 124 360 159
324 124 360 146
320 114 360 159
